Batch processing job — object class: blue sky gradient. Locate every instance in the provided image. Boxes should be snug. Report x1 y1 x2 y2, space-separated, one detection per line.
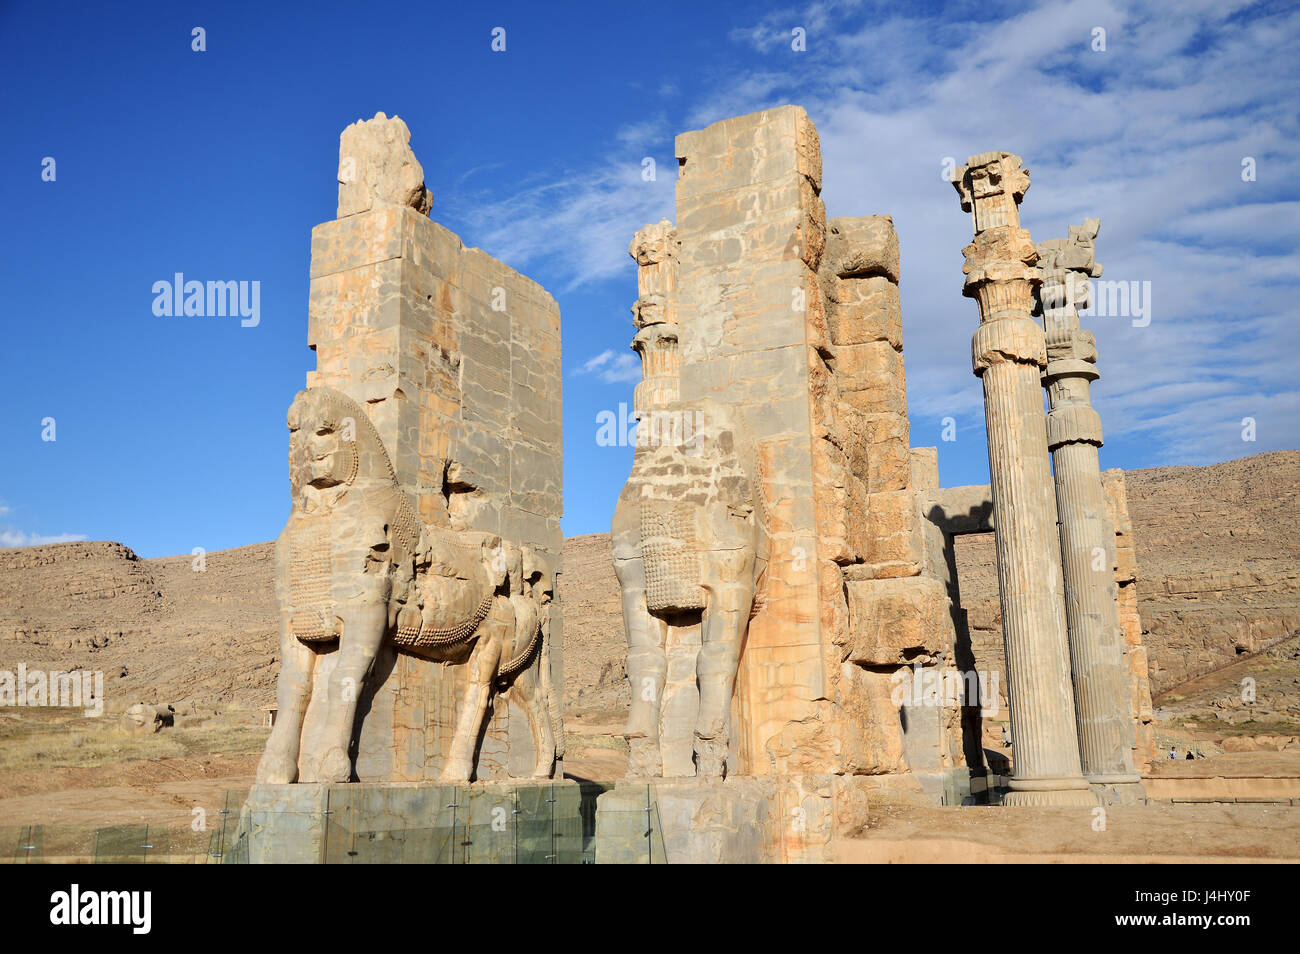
1 0 1296 556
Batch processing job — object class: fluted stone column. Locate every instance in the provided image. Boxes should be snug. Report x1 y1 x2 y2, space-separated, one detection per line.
953 152 1094 806
1037 220 1144 803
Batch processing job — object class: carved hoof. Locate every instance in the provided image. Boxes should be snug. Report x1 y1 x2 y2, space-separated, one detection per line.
317 747 353 784
626 738 662 778
256 745 298 785
440 761 473 784
693 739 727 781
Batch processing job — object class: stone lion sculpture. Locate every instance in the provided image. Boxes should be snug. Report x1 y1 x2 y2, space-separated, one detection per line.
256 386 558 785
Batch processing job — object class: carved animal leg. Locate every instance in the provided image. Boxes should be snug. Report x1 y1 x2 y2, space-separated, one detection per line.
257 614 315 784
695 550 755 781
614 552 666 777
315 601 386 784
515 668 557 778
441 634 503 783
539 624 565 764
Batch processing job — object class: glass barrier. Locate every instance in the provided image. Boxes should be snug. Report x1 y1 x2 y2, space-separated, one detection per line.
2 780 671 863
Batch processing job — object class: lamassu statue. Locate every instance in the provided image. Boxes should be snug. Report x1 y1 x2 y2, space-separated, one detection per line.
256 386 559 785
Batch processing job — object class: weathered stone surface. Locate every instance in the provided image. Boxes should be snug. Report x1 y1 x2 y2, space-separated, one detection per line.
1037 221 1142 799
593 773 928 864
1103 468 1156 771
845 576 953 665
337 112 432 218
235 780 586 864
258 387 560 786
954 150 1094 807
257 115 564 789
611 107 969 794
824 215 900 283
829 340 908 414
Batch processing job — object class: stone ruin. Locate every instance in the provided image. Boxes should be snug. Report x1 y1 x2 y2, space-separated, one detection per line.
254 112 564 791
600 108 1156 859
245 107 1156 863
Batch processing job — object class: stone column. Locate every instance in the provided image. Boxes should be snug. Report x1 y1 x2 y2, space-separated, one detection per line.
953 152 1094 806
1037 221 1144 801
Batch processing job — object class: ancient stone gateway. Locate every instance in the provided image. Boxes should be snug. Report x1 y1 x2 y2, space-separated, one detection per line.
237 107 1157 863
599 111 1155 859
250 112 565 804
600 106 980 861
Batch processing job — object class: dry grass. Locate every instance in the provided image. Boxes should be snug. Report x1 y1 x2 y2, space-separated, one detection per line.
0 708 269 773
565 731 627 753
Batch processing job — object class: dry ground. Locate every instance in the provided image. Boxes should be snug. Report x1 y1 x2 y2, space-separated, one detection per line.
0 451 1297 861
837 799 1300 863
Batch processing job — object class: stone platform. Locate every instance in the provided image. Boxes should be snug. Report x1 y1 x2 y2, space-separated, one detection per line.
594 773 956 863
230 779 595 864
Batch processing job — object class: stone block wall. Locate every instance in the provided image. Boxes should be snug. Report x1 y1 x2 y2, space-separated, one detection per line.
673 107 831 775
662 106 965 785
1103 469 1156 771
302 113 563 781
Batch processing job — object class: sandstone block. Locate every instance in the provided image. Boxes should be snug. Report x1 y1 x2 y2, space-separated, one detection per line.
825 276 902 348
845 576 953 665
860 489 922 566
825 216 900 282
831 340 908 415
910 448 939 493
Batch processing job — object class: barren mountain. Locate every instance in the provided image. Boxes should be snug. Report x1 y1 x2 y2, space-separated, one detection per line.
0 452 1295 721
954 450 1300 699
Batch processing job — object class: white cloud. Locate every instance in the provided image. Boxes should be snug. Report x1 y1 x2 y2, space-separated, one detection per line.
787 0 1300 466
574 349 641 383
461 0 1299 470
0 500 85 549
461 154 675 291
0 529 87 549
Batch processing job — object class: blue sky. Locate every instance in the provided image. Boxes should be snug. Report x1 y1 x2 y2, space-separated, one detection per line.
1 0 1296 557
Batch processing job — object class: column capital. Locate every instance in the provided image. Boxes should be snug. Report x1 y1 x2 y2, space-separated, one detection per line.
1036 219 1104 364
630 218 678 265
1047 403 1103 448
972 316 1047 374
954 151 1031 233
629 220 681 421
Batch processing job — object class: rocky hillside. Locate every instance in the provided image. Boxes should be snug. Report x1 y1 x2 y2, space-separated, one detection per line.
0 542 277 713
955 450 1300 698
0 452 1294 718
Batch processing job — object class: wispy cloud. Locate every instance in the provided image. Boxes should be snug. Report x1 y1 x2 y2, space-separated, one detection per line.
573 349 641 383
746 0 1300 467
0 529 86 549
461 153 675 291
0 500 85 549
464 0 1299 469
